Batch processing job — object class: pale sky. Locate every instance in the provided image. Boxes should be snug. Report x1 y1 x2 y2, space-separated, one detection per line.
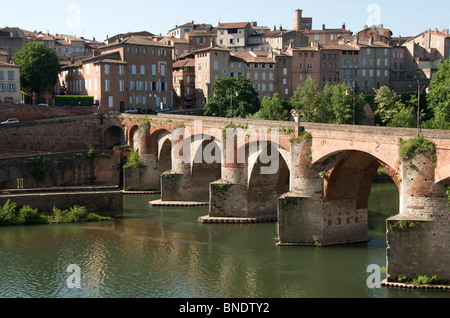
2 0 449 41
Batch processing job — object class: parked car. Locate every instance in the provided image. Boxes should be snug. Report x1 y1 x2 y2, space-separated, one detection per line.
155 108 170 114
1 118 20 125
124 108 140 114
38 103 49 107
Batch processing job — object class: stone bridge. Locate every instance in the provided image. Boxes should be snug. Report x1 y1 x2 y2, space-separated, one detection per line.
117 113 450 283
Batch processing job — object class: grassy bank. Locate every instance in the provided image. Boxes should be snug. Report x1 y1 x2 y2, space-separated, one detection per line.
0 200 113 226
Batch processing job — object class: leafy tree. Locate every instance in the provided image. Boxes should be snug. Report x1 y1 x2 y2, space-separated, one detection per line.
290 78 331 123
249 93 290 121
329 83 365 125
203 76 260 118
373 86 406 124
13 42 61 98
425 59 450 130
388 106 417 128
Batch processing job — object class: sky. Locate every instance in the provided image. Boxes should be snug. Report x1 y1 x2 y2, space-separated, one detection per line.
2 0 449 41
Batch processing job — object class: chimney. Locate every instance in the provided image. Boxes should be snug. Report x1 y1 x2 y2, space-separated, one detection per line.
322 24 326 30
294 9 302 31
342 23 346 30
444 29 449 35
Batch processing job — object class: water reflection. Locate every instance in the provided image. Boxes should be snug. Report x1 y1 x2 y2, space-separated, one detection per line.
0 183 449 298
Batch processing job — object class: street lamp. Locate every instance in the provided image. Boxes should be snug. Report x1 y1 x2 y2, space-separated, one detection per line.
417 80 430 136
346 82 356 125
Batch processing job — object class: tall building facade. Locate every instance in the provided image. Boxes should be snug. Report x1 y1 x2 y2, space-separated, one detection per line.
59 36 173 113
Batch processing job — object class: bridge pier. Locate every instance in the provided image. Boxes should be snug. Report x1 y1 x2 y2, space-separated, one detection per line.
278 138 370 246
386 152 450 282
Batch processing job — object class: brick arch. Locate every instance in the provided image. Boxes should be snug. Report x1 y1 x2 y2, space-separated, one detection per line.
246 140 290 218
103 125 126 150
311 139 400 174
322 150 400 212
146 128 172 155
128 125 140 150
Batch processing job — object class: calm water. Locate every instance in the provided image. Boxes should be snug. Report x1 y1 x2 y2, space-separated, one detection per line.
0 182 449 298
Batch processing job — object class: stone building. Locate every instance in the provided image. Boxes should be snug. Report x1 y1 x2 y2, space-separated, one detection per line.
0 27 27 61
404 28 450 79
193 45 231 106
216 22 253 51
172 56 196 109
0 49 21 104
60 35 173 113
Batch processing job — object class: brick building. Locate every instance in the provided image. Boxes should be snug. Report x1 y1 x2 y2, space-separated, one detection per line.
173 56 196 109
0 49 21 104
60 35 173 113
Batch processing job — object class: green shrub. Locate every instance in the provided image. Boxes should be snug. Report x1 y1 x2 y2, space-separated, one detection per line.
0 200 18 225
17 206 45 224
54 95 94 106
399 136 437 164
123 149 143 169
0 201 112 226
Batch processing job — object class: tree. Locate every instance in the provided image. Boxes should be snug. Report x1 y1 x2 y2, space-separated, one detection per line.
13 42 61 101
388 106 417 128
249 93 290 121
290 78 331 123
203 76 260 118
426 59 450 130
373 86 405 124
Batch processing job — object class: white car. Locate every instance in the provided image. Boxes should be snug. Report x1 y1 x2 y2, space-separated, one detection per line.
1 118 20 125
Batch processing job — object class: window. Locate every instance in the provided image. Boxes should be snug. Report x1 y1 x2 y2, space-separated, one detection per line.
140 65 145 75
299 62 303 69
119 80 125 92
132 65 137 75
0 71 3 80
119 65 124 75
198 63 202 71
8 71 14 80
152 64 156 76
366 48 371 55
307 63 313 69
105 80 110 92
108 96 113 108
213 61 218 70
161 64 166 76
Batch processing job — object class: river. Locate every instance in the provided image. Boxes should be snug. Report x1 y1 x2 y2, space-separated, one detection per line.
0 182 449 299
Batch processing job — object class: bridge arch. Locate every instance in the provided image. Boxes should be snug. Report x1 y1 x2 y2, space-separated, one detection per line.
320 150 399 211
190 135 223 202
128 125 140 150
245 140 290 218
103 125 126 150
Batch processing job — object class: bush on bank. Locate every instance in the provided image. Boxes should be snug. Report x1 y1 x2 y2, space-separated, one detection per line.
0 200 112 226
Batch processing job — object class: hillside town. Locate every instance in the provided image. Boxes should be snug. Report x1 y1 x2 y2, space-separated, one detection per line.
0 9 449 114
